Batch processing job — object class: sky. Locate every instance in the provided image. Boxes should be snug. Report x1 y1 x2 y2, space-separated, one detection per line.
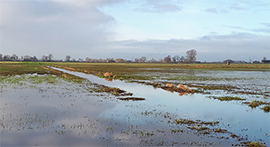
0 0 269 62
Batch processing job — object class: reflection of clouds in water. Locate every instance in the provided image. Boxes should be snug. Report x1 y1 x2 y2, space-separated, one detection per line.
1 76 119 146
1 72 270 146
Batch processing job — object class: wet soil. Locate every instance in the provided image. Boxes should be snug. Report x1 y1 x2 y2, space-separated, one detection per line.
118 97 146 101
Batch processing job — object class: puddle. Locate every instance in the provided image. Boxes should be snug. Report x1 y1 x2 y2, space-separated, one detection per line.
1 67 269 146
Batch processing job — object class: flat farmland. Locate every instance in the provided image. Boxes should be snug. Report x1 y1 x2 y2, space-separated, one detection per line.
1 62 269 146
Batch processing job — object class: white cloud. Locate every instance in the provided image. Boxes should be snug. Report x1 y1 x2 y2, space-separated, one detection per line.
0 0 117 59
0 0 269 62
135 3 181 13
204 8 228 14
104 33 270 61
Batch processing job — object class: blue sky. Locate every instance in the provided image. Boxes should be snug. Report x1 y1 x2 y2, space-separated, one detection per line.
100 0 269 40
0 0 269 61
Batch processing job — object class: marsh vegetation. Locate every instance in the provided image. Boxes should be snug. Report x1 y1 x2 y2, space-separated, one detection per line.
0 62 269 146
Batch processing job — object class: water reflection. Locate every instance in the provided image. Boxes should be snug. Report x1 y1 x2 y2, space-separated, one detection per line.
1 68 269 146
51 67 269 144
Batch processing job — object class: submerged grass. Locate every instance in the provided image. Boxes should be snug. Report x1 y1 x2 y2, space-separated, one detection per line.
0 74 58 85
46 62 270 81
261 106 270 112
189 84 238 91
2 62 268 146
241 141 266 147
207 96 246 101
0 62 47 76
92 85 133 96
248 100 270 108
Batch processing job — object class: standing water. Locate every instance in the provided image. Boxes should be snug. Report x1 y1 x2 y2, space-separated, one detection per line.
1 67 269 146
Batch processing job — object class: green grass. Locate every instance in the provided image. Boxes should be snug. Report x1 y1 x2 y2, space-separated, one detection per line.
0 74 58 85
241 141 266 147
261 106 270 112
248 100 270 108
2 62 269 77
0 62 87 84
1 62 269 94
0 62 47 76
46 62 270 81
207 96 246 101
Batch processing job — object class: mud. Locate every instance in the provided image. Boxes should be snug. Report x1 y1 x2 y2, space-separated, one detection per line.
118 97 146 101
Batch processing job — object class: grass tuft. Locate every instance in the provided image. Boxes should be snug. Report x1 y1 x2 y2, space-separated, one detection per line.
262 105 270 112
207 96 245 101
248 100 270 108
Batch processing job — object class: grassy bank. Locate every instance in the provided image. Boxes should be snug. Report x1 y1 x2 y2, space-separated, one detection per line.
1 61 269 80
48 62 270 71
0 62 47 76
44 62 269 80
0 62 270 75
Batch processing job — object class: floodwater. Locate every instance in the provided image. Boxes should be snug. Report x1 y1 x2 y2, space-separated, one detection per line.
1 67 269 146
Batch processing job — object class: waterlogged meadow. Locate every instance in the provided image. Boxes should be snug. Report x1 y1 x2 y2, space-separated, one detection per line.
0 62 269 146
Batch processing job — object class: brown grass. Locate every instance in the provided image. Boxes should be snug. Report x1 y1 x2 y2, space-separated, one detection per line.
104 72 113 77
161 83 194 94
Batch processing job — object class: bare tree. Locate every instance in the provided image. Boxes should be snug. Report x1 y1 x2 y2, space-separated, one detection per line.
24 55 32 61
85 57 90 62
33 56 38 61
42 55 48 61
164 55 171 63
48 54 53 61
115 58 125 63
139 56 147 63
0 54 3 60
66 55 71 62
134 58 139 63
4 55 11 60
11 54 18 61
186 49 197 63
263 57 267 60
149 58 157 63
172 55 180 63
180 56 185 63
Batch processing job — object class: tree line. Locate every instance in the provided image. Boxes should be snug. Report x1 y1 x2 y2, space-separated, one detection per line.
0 54 54 62
84 49 197 63
0 49 198 63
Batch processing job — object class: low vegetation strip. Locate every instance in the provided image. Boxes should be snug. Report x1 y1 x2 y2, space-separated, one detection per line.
46 62 270 81
118 97 145 101
247 100 270 108
0 62 47 75
207 96 246 101
93 85 133 96
161 83 194 93
1 62 269 77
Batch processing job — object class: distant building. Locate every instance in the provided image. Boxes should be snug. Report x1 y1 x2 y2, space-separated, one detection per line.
261 60 270 64
252 61 260 64
107 60 115 63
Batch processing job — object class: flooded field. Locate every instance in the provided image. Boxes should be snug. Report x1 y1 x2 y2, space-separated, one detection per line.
1 64 269 146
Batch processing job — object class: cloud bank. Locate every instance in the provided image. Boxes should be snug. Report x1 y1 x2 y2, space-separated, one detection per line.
0 0 269 61
100 33 269 61
0 0 116 58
